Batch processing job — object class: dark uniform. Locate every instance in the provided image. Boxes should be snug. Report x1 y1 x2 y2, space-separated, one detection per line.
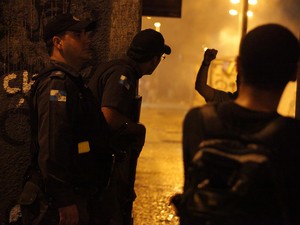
89 58 141 119
88 57 143 225
27 60 112 225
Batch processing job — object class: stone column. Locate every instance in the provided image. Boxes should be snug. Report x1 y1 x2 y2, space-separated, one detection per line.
108 0 142 60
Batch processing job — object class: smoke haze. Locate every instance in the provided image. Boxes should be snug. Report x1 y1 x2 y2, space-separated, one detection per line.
140 0 300 108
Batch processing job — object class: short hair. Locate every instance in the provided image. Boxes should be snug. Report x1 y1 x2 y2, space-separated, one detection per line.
239 24 299 89
45 32 65 56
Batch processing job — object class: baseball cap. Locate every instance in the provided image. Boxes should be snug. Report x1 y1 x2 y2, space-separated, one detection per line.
43 13 97 41
127 29 171 62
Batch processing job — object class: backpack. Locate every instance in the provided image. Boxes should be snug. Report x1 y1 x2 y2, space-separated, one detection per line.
171 104 289 225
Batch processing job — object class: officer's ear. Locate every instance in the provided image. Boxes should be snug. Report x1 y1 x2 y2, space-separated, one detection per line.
52 36 63 49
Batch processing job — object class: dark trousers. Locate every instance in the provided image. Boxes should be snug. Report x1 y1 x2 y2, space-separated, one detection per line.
96 150 138 225
46 193 105 225
22 191 103 225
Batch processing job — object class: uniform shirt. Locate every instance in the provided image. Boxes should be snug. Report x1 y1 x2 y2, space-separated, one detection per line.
32 61 110 207
182 101 300 225
89 57 142 121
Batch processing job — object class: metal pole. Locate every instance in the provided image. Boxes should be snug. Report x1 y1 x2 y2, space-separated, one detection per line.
241 0 248 40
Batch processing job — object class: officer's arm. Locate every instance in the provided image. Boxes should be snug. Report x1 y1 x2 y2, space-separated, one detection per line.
102 106 146 150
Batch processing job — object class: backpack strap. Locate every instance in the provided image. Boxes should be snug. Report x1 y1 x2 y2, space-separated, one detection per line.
246 116 287 142
199 103 227 138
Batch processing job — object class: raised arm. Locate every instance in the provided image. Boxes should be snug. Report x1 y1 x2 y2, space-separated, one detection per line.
195 49 218 101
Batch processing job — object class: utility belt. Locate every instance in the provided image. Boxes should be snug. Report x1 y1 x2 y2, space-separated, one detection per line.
18 169 106 225
19 170 48 225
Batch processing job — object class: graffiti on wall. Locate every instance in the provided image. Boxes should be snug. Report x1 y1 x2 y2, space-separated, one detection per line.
0 71 35 146
0 0 73 75
3 71 34 105
0 0 102 149
0 0 73 147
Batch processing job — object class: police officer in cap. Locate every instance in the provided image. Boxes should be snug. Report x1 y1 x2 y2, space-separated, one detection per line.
23 13 111 225
88 29 171 225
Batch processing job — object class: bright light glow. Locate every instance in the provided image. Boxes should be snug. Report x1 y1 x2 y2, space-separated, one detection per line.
146 17 152 19
230 0 240 4
228 10 254 17
154 22 161 32
248 0 257 5
154 22 161 28
229 9 238 16
247 11 253 17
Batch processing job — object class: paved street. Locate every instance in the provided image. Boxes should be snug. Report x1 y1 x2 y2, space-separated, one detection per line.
133 104 189 225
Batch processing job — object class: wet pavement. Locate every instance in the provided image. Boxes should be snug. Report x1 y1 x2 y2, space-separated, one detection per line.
133 104 189 225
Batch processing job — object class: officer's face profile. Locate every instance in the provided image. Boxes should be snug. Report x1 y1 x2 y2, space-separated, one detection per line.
145 53 164 75
60 30 93 62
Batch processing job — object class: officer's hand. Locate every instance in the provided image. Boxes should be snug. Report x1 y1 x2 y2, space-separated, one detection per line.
203 49 218 65
59 204 79 225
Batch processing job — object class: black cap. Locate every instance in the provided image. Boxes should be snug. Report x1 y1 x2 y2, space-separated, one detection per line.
127 29 171 62
43 13 96 41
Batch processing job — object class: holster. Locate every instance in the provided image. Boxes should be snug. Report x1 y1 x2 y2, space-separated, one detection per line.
19 172 48 225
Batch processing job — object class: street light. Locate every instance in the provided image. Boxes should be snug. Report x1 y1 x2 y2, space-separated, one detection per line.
248 0 257 5
229 0 258 39
241 0 249 39
247 11 253 17
154 22 161 32
230 0 240 4
229 9 239 16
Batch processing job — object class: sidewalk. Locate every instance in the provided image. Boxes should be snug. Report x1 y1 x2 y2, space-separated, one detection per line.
133 105 188 225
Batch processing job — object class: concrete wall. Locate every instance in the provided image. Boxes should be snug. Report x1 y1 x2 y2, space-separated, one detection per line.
0 0 141 223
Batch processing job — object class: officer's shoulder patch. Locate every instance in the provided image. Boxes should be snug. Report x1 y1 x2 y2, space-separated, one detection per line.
119 74 130 90
50 89 67 102
50 70 66 79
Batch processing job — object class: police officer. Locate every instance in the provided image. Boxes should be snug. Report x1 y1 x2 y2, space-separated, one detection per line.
88 29 171 225
23 14 111 225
